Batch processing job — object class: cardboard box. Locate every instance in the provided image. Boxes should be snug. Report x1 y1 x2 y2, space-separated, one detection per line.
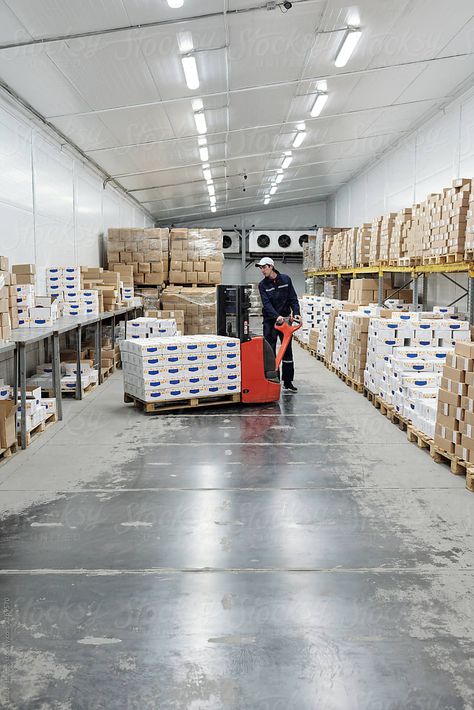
197 272 209 284
0 400 17 449
454 341 474 358
12 264 35 274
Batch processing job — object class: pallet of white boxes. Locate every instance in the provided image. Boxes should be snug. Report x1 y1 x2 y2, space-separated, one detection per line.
120 317 241 411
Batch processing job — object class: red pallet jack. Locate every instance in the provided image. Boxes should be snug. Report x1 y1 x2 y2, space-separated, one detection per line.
217 285 301 405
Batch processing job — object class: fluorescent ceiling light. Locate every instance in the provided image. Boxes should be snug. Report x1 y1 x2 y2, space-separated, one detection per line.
311 92 328 117
277 168 283 174
211 206 217 212
335 28 362 68
275 174 284 184
293 131 306 148
192 98 203 111
208 184 215 196
270 186 277 195
194 111 207 134
198 136 207 146
264 197 270 205
203 167 212 181
181 55 199 90
200 146 209 163
296 122 306 131
168 0 184 7
282 154 293 169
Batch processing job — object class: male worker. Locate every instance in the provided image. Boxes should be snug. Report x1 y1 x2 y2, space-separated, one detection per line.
256 257 301 392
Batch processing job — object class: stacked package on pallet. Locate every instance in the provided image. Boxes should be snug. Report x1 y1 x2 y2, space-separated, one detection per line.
12 264 35 286
15 285 36 327
332 312 370 384
347 277 395 306
402 202 428 263
365 313 470 397
106 228 168 287
378 213 397 261
355 224 372 266
430 178 471 259
15 384 57 435
389 209 412 261
298 296 319 344
161 286 217 335
369 217 383 264
127 317 178 339
169 229 223 285
46 266 80 298
314 299 348 359
466 182 474 256
120 335 241 403
435 342 474 462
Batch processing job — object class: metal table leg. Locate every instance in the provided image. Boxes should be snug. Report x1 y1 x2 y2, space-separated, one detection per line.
95 319 102 385
52 330 63 421
19 342 27 450
112 315 116 348
13 345 18 403
75 325 83 400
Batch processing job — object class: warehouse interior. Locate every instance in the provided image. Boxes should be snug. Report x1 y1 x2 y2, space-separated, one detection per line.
1 0 474 707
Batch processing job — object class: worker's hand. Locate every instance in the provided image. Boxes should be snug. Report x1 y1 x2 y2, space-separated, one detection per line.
294 315 302 323
276 316 284 324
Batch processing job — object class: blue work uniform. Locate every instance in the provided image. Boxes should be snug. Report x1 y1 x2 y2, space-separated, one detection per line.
258 271 300 385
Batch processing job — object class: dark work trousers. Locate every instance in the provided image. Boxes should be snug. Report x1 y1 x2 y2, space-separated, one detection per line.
263 319 295 385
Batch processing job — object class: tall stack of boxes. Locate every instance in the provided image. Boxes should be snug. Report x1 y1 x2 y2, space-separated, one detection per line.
120 335 241 403
369 217 383 264
355 224 372 266
347 278 401 306
161 287 217 335
332 312 370 385
389 209 412 261
465 183 474 256
169 229 223 285
0 257 20 340
106 228 168 287
379 214 397 262
435 342 474 460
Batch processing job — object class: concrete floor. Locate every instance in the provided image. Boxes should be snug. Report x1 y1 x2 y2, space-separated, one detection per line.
0 346 473 709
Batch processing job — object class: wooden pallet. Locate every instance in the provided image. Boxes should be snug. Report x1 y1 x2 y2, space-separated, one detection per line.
0 441 18 463
101 364 114 380
124 392 241 414
308 349 318 358
406 425 474 491
406 425 433 451
422 253 464 265
332 368 365 393
18 411 57 447
398 257 422 267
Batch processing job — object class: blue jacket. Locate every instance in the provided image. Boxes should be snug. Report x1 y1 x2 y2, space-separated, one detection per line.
258 271 300 321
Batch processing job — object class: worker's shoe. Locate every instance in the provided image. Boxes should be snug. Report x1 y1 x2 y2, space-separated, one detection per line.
283 382 298 392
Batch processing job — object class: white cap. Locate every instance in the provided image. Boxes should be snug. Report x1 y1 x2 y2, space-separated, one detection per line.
256 257 275 268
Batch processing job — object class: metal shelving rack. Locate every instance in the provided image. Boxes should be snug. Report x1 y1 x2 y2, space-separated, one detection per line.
6 305 142 450
307 262 474 325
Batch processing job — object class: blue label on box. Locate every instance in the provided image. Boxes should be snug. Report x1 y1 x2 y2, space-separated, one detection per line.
146 347 158 353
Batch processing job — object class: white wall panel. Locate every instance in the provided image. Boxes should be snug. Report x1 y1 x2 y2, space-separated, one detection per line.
0 92 151 281
174 202 326 230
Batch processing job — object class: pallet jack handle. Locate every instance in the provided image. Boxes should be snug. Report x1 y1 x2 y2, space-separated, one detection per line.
274 318 302 370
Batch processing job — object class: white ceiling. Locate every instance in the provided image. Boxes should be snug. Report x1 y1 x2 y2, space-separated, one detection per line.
0 0 473 223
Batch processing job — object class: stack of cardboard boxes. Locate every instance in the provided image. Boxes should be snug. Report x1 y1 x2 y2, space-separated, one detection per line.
120 335 241 403
332 312 370 385
161 287 217 335
347 278 403 306
355 224 372 267
465 182 474 256
435 342 474 461
369 217 383 264
428 179 470 259
0 257 19 341
16 385 57 435
145 309 185 334
106 228 168 287
389 209 412 262
378 213 397 262
81 267 121 312
127 317 177 339
169 229 223 285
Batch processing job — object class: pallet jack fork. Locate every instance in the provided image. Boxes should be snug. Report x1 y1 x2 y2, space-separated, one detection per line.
216 285 301 404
